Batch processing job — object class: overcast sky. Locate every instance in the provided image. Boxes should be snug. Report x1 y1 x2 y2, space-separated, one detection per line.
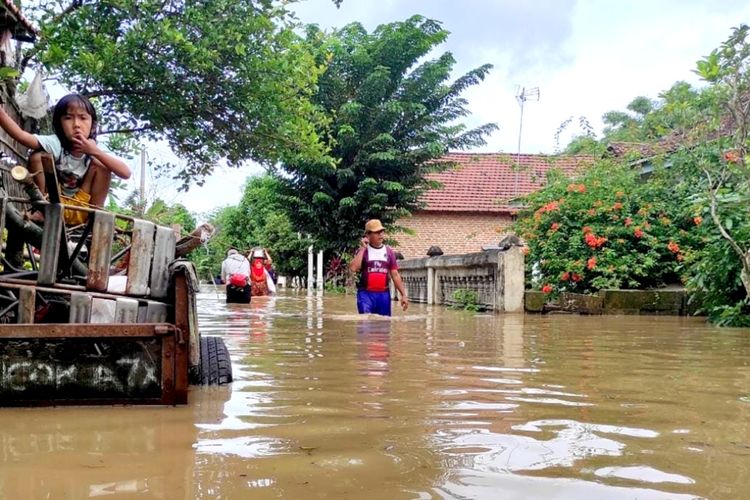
156 0 750 217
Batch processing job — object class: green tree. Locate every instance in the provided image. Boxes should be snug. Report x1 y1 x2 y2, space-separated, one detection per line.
277 16 497 253
559 25 750 325
22 0 330 188
689 24 750 323
200 175 311 280
192 205 237 282
106 194 196 233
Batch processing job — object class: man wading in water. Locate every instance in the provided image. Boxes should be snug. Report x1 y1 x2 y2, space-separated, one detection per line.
349 219 409 316
221 248 251 304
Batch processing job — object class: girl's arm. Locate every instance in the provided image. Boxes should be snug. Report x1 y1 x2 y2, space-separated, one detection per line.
0 107 41 150
77 135 131 179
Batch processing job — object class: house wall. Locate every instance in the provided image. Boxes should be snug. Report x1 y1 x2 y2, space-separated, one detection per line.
0 27 28 164
394 211 513 259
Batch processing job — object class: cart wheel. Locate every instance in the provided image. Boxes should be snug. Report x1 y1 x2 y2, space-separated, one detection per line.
199 336 233 385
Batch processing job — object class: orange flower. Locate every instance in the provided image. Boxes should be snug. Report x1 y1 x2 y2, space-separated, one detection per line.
571 273 582 282
724 150 741 163
582 226 593 234
585 233 608 248
693 216 703 226
561 271 570 281
577 184 586 193
550 222 560 231
587 208 597 216
677 253 684 261
624 217 633 227
535 200 560 216
634 227 644 238
667 241 680 254
613 202 623 210
584 233 597 247
587 257 597 270
521 246 530 255
542 284 553 294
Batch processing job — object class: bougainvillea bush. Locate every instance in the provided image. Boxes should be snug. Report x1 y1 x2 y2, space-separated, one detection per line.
514 160 698 296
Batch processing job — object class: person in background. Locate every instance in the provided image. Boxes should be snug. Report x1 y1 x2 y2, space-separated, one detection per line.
349 219 409 316
248 248 276 296
221 248 251 304
263 248 278 284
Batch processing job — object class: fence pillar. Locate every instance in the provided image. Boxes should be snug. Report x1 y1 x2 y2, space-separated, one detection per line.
307 245 314 292
501 246 525 312
426 266 435 305
316 250 324 291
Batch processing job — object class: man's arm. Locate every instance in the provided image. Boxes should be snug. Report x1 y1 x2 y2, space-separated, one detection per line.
349 239 368 272
389 269 409 311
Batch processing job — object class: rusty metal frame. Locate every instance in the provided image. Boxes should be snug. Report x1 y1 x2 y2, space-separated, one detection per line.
172 273 190 404
0 323 182 406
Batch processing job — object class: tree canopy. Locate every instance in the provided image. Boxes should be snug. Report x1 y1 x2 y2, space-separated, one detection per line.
24 0 330 188
548 24 750 325
198 175 311 280
276 16 497 253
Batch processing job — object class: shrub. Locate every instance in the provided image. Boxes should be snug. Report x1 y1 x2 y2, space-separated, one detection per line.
514 160 698 296
451 289 482 312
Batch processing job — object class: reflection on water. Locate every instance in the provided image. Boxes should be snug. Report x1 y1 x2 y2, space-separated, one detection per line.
0 286 748 498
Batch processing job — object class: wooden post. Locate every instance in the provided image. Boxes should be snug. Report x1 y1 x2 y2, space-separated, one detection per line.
150 226 176 299
37 203 63 286
90 298 116 323
126 220 155 296
145 301 168 323
18 286 35 323
87 210 115 292
69 292 92 323
115 297 139 323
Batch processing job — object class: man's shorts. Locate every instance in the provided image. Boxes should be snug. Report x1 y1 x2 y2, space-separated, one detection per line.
226 284 251 304
356 289 392 316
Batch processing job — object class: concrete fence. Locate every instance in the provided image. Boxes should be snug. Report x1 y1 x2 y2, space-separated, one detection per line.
395 247 525 312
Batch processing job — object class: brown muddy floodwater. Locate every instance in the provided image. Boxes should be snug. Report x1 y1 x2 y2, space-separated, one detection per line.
0 287 748 499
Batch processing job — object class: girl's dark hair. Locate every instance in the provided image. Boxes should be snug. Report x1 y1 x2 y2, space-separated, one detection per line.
52 94 98 151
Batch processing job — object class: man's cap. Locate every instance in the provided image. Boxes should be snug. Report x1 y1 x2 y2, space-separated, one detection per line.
365 219 385 233
227 248 238 256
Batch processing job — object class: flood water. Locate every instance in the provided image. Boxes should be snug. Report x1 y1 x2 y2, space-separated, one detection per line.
0 287 748 499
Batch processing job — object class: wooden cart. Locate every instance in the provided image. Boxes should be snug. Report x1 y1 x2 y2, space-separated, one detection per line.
0 155 231 406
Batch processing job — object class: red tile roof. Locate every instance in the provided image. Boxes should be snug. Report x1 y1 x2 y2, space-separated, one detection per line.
420 152 595 213
2 0 37 41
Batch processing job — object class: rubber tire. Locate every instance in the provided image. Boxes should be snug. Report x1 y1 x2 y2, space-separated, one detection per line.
199 336 233 385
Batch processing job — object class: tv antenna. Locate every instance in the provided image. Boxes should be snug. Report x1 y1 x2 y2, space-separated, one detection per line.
514 86 540 197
